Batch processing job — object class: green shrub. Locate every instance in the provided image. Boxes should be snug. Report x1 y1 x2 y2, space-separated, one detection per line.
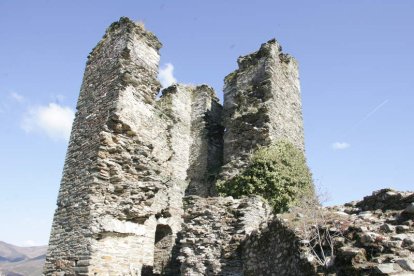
216 140 314 213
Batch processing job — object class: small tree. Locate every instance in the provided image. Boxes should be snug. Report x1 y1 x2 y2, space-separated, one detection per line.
216 140 314 213
289 188 344 269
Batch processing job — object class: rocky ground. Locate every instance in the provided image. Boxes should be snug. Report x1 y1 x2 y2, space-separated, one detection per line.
284 189 414 275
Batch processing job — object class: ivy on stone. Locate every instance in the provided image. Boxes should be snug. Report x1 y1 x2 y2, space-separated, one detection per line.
216 140 314 213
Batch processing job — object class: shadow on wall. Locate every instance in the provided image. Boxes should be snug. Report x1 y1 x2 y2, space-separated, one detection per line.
153 225 173 275
141 224 175 276
185 97 224 197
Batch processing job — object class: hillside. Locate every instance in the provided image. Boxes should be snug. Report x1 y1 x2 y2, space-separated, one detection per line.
0 242 46 276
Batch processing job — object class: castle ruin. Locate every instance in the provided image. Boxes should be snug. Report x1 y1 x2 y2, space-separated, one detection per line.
44 17 307 275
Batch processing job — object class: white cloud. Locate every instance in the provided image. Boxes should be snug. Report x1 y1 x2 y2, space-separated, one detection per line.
331 142 351 150
10 92 24 103
21 103 75 141
158 63 177 88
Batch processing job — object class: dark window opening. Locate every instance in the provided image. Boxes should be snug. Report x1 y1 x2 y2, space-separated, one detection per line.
153 224 173 275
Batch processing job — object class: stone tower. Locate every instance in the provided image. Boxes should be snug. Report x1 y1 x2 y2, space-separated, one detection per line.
220 39 305 181
45 17 308 276
44 18 223 275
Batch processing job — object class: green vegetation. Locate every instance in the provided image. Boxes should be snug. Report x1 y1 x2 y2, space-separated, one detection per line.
217 140 314 213
224 70 238 84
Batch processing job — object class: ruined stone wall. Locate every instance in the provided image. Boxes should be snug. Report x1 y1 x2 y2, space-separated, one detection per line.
44 17 152 275
220 39 304 181
244 218 316 276
177 196 316 276
185 85 223 196
159 84 223 197
45 17 414 276
45 17 312 276
45 18 223 276
176 190 414 276
177 196 271 275
85 18 171 276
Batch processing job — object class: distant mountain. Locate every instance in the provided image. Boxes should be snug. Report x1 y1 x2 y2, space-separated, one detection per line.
0 241 46 276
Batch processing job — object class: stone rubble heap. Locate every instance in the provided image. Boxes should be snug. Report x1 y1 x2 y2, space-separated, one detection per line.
322 189 414 275
275 189 414 275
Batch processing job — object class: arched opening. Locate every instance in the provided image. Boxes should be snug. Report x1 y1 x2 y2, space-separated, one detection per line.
153 224 173 275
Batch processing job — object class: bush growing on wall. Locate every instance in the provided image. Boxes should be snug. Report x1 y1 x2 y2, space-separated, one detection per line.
217 140 314 213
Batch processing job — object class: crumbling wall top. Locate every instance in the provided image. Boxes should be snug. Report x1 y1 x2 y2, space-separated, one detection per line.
160 83 221 104
225 38 297 85
87 17 162 64
107 17 162 50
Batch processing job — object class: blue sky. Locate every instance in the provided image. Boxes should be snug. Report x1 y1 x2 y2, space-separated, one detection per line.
1 1 413 246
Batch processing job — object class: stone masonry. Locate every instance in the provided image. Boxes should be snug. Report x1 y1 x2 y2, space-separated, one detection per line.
45 17 414 276
44 18 223 275
178 196 271 275
44 17 317 275
220 39 304 181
